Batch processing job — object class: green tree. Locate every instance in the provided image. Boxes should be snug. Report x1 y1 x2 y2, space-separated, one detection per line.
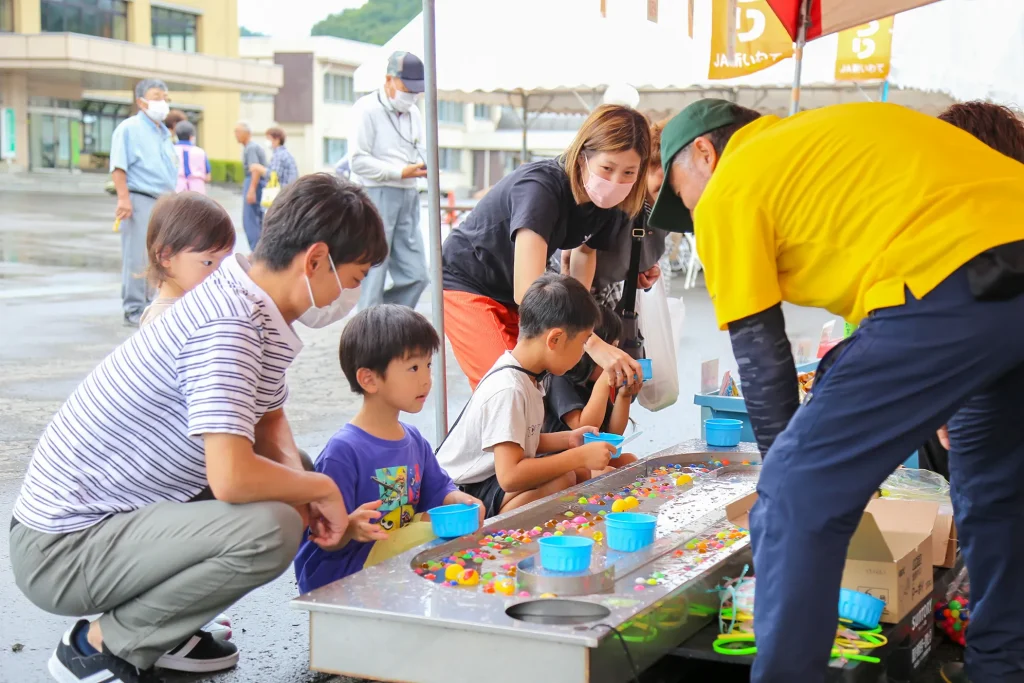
240 26 265 37
311 0 420 45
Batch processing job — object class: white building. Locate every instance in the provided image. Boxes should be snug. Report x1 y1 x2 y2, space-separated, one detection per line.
239 36 578 194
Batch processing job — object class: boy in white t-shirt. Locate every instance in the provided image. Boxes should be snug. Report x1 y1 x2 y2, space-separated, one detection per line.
437 273 618 518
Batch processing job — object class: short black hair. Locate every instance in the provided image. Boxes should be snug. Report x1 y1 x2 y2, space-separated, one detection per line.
253 173 388 271
518 273 601 340
560 306 623 385
339 304 441 394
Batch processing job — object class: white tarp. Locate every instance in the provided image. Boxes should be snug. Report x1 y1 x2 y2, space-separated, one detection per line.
354 0 1024 108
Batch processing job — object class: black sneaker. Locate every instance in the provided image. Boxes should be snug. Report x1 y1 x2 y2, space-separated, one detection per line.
154 629 238 673
49 620 161 683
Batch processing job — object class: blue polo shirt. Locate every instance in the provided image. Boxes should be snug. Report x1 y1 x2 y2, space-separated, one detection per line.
109 111 177 196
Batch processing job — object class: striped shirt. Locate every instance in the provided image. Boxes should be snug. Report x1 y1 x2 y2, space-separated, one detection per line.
13 254 302 534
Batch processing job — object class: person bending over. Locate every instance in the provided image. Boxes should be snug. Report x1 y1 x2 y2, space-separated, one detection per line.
294 305 483 594
437 273 618 519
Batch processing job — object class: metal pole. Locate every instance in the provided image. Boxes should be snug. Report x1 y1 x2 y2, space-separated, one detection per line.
521 93 529 165
788 0 810 116
422 0 448 442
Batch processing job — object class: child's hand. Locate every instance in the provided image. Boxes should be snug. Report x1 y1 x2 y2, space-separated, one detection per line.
579 441 615 471
618 380 642 400
567 425 599 448
444 490 486 524
347 500 389 543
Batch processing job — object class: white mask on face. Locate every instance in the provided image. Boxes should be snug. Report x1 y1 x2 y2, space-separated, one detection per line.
298 258 356 328
389 90 417 113
143 99 169 123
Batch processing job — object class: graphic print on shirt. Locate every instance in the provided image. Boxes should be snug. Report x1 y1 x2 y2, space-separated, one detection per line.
374 465 419 532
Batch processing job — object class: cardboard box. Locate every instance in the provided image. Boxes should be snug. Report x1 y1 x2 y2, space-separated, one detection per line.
725 492 757 528
842 499 938 624
931 509 958 568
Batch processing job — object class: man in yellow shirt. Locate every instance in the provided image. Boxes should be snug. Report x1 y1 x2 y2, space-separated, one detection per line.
649 99 1024 683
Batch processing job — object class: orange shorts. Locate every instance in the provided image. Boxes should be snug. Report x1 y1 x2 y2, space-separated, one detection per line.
443 290 519 390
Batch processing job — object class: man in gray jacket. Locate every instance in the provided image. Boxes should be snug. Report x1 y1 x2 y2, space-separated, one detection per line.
349 51 430 309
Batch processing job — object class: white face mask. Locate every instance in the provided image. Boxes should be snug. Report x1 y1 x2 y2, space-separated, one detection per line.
143 99 169 123
298 258 356 328
389 90 417 113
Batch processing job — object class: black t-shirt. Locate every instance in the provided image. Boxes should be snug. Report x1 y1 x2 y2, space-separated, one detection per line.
542 375 612 434
442 158 629 305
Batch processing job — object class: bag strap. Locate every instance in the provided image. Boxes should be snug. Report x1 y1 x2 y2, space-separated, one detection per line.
433 364 545 455
618 203 651 315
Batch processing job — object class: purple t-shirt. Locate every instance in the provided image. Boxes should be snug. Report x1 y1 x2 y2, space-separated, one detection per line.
294 423 457 594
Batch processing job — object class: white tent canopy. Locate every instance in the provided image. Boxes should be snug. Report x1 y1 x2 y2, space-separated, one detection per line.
354 0 1024 110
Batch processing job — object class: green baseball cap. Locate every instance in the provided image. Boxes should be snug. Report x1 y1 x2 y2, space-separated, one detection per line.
649 99 746 233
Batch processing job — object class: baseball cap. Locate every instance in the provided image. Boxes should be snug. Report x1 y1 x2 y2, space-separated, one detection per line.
386 51 425 94
648 99 746 233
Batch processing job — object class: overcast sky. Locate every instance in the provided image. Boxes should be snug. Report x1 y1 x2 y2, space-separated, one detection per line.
238 0 367 37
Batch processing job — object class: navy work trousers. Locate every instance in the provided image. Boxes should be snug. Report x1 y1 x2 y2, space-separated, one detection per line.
750 266 1024 683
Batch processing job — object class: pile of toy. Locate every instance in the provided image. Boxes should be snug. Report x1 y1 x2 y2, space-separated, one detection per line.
935 589 971 646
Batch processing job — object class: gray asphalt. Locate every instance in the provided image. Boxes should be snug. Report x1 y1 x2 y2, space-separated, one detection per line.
0 182 834 682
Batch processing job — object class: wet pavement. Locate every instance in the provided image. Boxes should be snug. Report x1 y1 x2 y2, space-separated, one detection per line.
0 182 836 682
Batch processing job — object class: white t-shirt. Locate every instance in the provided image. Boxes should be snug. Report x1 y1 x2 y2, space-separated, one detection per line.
436 352 545 485
13 254 302 533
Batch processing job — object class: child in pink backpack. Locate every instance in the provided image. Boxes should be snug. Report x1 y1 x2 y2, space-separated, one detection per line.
174 120 211 194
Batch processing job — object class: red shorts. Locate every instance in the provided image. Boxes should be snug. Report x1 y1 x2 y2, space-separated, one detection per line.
442 290 519 390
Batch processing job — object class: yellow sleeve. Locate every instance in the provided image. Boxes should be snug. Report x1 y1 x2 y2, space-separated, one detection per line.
694 197 782 330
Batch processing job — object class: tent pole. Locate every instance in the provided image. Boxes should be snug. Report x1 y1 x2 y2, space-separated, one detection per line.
422 0 448 442
789 0 810 116
521 93 529 165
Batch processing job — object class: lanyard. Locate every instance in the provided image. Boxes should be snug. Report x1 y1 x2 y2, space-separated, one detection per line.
375 92 424 165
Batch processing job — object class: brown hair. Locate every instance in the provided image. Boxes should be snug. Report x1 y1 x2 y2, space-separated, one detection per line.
650 118 669 169
563 104 651 218
938 101 1024 164
266 126 286 145
165 109 188 133
146 192 236 284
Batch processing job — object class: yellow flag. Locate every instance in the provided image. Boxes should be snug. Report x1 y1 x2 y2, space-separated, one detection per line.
835 16 895 81
709 0 794 80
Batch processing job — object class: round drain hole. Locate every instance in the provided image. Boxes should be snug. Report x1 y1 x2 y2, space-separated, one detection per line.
506 599 611 625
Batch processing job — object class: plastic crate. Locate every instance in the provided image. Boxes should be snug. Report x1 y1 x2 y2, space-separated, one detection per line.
692 360 919 467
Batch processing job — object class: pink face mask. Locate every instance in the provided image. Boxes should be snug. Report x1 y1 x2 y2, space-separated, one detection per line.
584 158 635 209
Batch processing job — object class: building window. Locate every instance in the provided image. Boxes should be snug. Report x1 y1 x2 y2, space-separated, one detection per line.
473 104 491 121
324 74 355 104
438 100 464 124
80 101 131 155
323 137 348 165
439 148 462 172
41 0 128 41
151 7 198 52
1 0 14 32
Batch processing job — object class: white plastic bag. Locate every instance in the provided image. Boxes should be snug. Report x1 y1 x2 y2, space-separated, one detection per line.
636 277 683 411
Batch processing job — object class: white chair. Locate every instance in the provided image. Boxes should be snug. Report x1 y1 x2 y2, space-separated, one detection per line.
683 233 702 289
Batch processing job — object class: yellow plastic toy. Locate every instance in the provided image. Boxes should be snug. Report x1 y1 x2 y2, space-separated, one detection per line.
444 564 463 581
457 569 480 586
494 578 516 596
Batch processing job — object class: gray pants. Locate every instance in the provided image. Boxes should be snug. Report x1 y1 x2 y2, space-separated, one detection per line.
10 500 302 669
242 176 264 252
358 186 428 309
121 192 157 319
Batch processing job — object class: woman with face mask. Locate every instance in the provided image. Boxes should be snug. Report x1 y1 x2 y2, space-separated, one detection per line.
442 104 650 390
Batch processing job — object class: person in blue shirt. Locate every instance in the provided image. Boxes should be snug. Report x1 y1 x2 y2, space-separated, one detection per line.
109 78 178 326
294 305 484 594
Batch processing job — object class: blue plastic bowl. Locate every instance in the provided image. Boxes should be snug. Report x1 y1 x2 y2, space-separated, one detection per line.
638 358 653 381
428 503 480 538
838 588 885 629
583 431 625 458
604 512 658 552
538 535 594 572
705 418 743 447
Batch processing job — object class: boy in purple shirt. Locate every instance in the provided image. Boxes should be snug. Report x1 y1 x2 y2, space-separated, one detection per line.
295 305 483 593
